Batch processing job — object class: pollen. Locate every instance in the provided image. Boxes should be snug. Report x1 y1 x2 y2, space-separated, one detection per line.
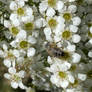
19 40 29 49
62 30 72 40
24 22 34 31
58 71 67 79
48 18 57 28
63 13 71 21
11 27 19 36
17 8 24 16
7 52 14 58
13 74 21 81
48 0 56 7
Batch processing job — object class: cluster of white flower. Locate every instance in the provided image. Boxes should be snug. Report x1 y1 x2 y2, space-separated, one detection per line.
0 0 38 91
40 0 81 43
0 0 92 92
39 0 87 91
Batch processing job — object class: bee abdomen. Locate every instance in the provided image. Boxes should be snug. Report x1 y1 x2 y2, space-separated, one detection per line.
51 47 65 57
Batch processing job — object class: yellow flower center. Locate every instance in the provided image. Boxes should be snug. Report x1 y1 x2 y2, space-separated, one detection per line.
48 18 57 28
69 65 76 71
13 74 21 81
58 71 67 79
63 13 71 21
48 0 56 7
19 41 29 49
62 30 72 40
70 79 78 88
7 52 14 58
88 31 92 38
24 22 34 31
11 27 19 36
17 8 24 16
87 70 92 78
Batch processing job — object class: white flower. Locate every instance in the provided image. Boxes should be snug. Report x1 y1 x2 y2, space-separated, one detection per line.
25 7 33 16
21 16 33 23
48 61 71 73
4 73 11 80
47 58 74 88
17 0 25 7
67 44 76 52
11 81 19 89
10 41 17 48
35 18 43 28
18 70 25 78
4 67 26 89
89 39 92 44
8 67 16 74
60 80 69 88
1 45 17 68
44 16 65 42
10 0 26 11
88 51 92 57
39 1 48 14
46 8 55 17
72 34 81 43
0 50 4 57
68 5 77 13
72 17 81 26
12 19 20 27
16 30 27 41
27 47 36 57
13 49 20 58
54 35 61 42
3 59 11 68
4 20 11 28
50 71 74 88
65 89 74 92
3 44 8 51
56 1 64 12
78 73 87 81
10 1 34 24
64 86 83 92
26 87 35 92
10 14 18 21
69 0 76 2
72 53 81 63
10 14 20 27
4 20 21 37
47 56 53 64
90 26 92 33
28 36 37 44
69 25 78 33
39 0 64 14
9 1 18 11
59 27 80 44
44 27 52 41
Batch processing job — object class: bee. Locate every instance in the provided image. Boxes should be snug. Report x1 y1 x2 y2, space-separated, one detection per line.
45 42 71 60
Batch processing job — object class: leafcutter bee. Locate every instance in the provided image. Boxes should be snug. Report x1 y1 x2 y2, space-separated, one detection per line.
45 42 71 60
